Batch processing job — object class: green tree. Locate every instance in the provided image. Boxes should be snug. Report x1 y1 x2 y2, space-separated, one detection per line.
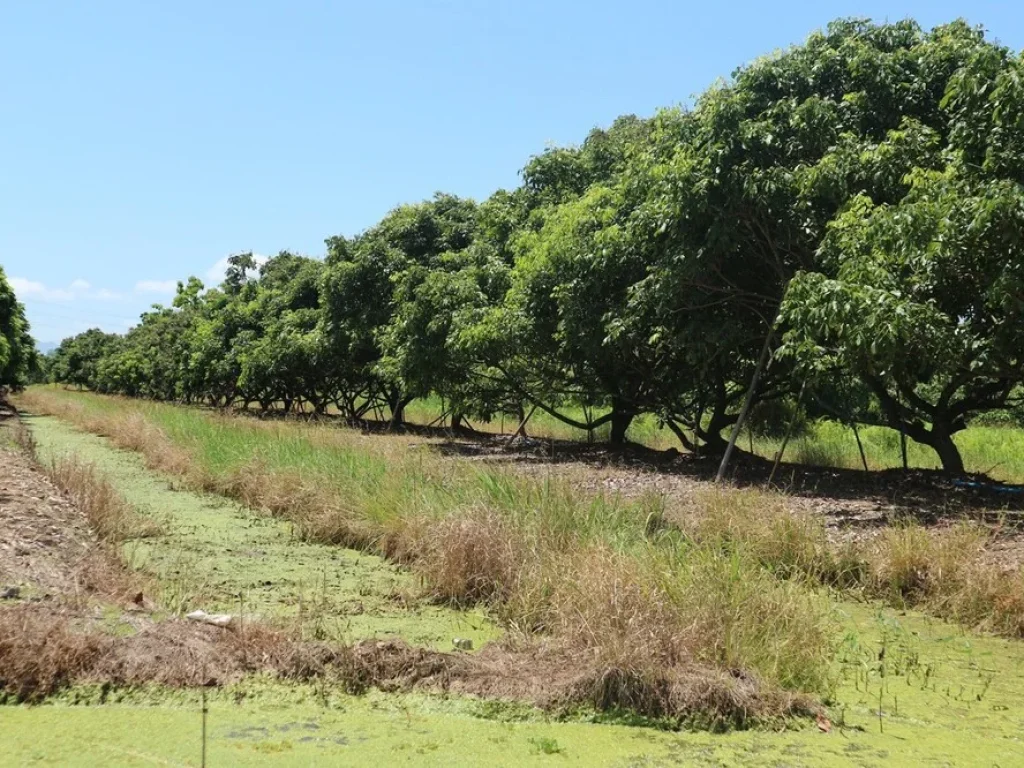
50 329 121 391
782 171 1024 474
321 193 478 423
0 266 36 390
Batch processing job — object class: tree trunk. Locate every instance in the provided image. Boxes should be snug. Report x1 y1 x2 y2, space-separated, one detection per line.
388 392 412 429
609 398 635 446
697 411 733 455
717 328 773 483
928 427 965 476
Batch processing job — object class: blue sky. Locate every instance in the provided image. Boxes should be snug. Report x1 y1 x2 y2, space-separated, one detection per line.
2 1 1022 344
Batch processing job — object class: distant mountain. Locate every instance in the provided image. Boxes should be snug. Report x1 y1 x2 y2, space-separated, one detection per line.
35 341 58 355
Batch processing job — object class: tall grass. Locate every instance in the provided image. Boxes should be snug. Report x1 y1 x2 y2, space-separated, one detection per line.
12 415 158 543
18 388 835 721
682 489 1024 638
403 395 1024 483
19 388 1024 718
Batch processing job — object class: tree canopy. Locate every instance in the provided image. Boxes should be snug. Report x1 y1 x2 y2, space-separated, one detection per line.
45 18 1024 475
0 266 36 390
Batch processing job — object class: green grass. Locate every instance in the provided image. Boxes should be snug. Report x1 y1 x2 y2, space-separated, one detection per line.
56 386 1024 481
742 417 1024 485
403 394 1024 483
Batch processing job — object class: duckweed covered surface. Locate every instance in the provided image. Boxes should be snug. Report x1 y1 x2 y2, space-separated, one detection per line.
26 414 497 649
6 411 1024 766
5 617 1024 768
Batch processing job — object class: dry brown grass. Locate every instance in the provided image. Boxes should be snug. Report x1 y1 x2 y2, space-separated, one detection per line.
415 508 526 605
0 605 110 702
683 488 1024 638
6 406 159 606
866 522 1024 635
0 596 818 724
867 523 986 601
46 457 161 542
0 604 352 702
682 489 836 581
20 394 195 484
212 458 375 549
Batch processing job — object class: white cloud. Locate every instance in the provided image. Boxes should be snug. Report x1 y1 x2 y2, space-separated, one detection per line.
10 277 75 301
10 277 121 302
134 279 178 294
205 253 269 285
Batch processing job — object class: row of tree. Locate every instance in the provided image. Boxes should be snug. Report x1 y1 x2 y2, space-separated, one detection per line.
0 267 36 392
47 19 1024 474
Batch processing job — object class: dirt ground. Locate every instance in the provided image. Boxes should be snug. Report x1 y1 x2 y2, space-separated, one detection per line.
0 408 99 598
0 405 269 696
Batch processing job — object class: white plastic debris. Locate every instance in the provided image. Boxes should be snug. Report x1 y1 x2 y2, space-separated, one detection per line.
186 609 234 628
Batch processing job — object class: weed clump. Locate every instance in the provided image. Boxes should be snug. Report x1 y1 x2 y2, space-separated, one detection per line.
0 607 109 703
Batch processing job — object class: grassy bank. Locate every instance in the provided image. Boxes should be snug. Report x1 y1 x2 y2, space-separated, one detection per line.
18 388 837 723
6 604 1024 766
22 388 1024 641
15 388 1024 720
24 413 495 647
9 390 1024 764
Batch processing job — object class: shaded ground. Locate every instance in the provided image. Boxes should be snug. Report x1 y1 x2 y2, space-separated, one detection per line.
416 431 1024 569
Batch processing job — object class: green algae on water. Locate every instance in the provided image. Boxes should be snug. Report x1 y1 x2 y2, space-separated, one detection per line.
26 414 498 651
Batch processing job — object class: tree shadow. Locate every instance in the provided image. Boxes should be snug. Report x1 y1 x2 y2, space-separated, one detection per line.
423 428 1024 523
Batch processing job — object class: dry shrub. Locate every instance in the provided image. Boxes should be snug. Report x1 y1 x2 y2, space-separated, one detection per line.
108 411 194 480
0 599 815 725
686 489 835 582
11 419 38 458
54 456 161 542
546 547 675 655
0 606 110 703
415 508 527 605
347 638 458 694
216 460 371 549
517 545 827 724
689 487 1024 638
0 602 457 703
868 522 986 601
867 522 1024 634
565 662 815 729
47 456 161 542
960 565 1024 636
72 553 152 605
